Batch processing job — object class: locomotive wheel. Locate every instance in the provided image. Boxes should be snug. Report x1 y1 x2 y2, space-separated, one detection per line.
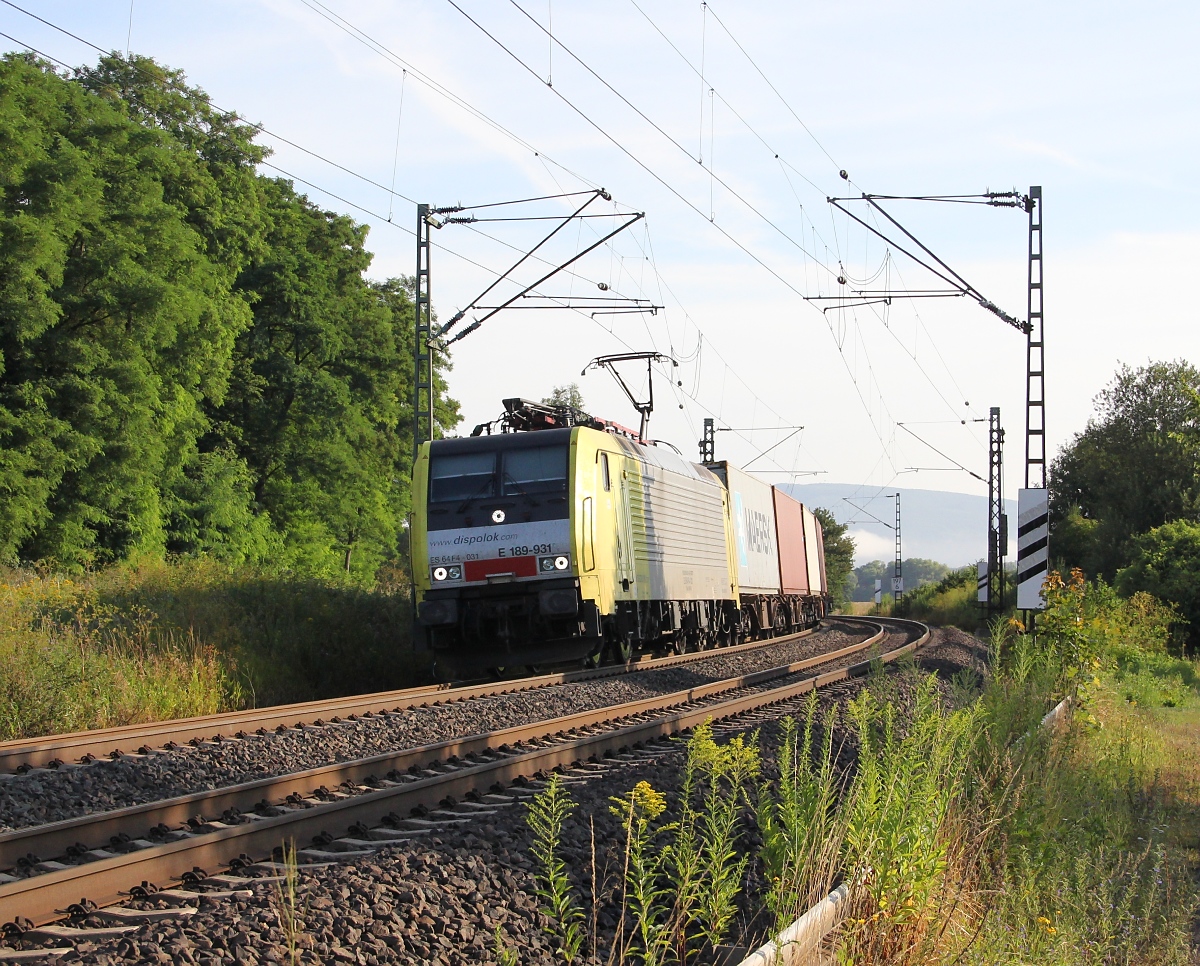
610 636 633 664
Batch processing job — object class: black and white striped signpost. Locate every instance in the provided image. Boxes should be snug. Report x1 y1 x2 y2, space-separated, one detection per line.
1016 489 1049 610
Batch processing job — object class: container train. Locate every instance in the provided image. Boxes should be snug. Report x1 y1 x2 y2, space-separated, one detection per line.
411 398 829 673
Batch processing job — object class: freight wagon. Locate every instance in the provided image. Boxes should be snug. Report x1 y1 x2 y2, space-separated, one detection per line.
411 399 829 673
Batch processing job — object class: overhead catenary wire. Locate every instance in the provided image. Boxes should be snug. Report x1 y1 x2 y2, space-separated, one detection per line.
4 2 977 487
0 16 825 480
294 0 913 480
502 0 839 279
896 423 984 482
626 0 839 243
701 2 844 176
292 0 600 190
386 69 406 222
246 2 813 439
450 0 905 474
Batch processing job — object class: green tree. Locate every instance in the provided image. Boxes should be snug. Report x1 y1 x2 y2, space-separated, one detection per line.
542 383 585 411
0 53 458 578
0 54 262 566
1050 361 1200 580
812 507 855 608
1115 520 1200 645
208 182 460 579
210 179 396 577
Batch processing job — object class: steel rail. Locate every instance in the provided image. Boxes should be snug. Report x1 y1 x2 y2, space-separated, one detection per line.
0 622 886 870
0 618 925 928
0 621 843 773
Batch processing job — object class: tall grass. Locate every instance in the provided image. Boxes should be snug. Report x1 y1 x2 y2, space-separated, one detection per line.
528 569 1200 965
756 693 846 929
874 565 984 630
0 556 425 740
956 573 1200 965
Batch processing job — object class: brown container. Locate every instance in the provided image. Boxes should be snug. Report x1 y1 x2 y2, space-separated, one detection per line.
772 487 810 595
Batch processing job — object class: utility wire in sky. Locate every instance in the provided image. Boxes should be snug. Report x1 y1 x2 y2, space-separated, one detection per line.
505 0 840 280
0 16 809 474
5 0 995 485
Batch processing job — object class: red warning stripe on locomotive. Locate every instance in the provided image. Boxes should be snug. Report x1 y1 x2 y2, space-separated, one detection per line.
464 556 539 581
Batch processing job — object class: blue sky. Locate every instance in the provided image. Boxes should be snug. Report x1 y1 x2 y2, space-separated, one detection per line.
5 0 1198 553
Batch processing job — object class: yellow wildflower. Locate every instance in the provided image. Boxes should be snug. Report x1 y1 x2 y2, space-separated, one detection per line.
609 780 667 825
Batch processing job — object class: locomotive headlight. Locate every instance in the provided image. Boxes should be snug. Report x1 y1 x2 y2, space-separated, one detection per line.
432 566 448 581
447 564 462 580
538 554 569 573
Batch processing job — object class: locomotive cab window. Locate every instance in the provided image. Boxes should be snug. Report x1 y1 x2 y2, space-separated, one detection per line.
429 452 496 503
600 452 611 491
502 445 568 496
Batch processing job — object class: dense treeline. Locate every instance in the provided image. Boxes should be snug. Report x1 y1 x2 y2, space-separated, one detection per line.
850 557 950 601
0 53 458 580
1051 360 1200 642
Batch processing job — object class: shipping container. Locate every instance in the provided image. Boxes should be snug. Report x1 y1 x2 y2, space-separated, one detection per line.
772 487 810 595
707 461 783 596
802 507 824 597
814 513 828 594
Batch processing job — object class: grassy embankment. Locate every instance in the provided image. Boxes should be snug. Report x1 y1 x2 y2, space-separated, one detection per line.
528 570 1200 964
870 564 986 631
0 558 424 741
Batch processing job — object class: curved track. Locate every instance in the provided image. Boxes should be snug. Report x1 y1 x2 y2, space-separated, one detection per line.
0 617 927 933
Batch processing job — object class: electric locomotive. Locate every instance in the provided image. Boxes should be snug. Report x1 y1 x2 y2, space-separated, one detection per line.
411 398 828 673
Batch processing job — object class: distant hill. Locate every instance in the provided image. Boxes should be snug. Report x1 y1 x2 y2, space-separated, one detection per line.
781 483 1017 568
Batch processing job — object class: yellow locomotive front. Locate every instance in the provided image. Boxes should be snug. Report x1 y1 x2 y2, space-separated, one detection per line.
411 426 603 672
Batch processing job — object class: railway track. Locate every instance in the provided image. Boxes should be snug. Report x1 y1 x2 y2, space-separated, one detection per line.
0 622 835 775
0 617 927 937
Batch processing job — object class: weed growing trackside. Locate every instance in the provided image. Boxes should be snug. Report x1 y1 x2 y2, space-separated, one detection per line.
527 571 1200 964
0 558 425 740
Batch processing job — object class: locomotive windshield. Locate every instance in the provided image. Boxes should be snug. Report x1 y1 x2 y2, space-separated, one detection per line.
428 443 568 503
429 452 496 503
502 446 568 496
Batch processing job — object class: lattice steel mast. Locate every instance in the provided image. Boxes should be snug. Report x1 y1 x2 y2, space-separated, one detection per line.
413 204 435 463
1024 186 1046 489
987 407 1006 616
893 494 903 605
